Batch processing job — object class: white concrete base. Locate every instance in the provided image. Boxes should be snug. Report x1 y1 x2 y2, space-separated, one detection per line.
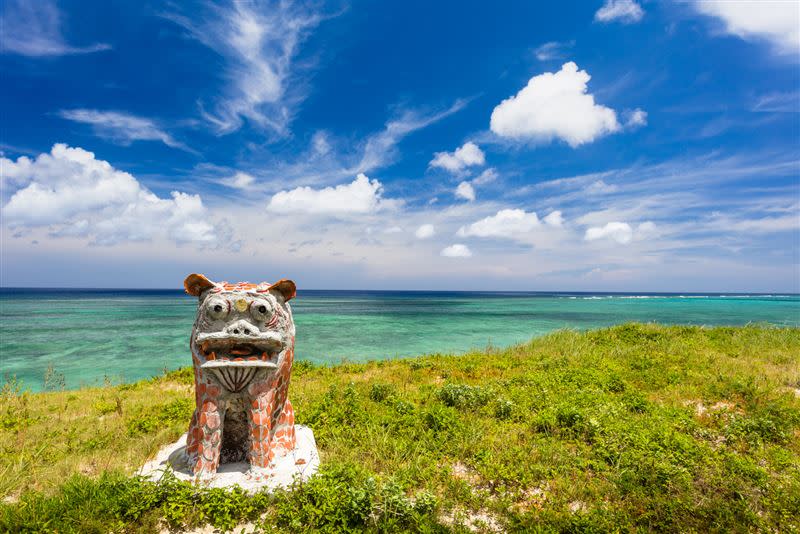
139 425 320 493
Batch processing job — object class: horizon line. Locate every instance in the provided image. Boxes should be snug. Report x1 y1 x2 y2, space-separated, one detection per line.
1 286 798 296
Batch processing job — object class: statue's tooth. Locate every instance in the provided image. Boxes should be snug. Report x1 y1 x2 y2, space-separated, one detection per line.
208 351 216 361
201 341 210 353
261 352 268 361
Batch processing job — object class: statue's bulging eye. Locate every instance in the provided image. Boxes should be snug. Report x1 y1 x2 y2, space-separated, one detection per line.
206 298 228 320
250 300 272 321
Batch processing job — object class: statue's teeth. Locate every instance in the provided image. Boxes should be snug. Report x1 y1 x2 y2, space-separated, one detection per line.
261 352 268 361
201 341 210 353
208 351 216 361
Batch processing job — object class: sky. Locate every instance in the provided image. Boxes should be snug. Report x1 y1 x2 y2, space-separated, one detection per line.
1 0 799 292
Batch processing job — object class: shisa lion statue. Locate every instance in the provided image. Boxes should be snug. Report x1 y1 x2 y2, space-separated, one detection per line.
182 273 298 478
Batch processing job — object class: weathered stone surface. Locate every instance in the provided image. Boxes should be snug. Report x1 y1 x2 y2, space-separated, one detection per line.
171 273 310 480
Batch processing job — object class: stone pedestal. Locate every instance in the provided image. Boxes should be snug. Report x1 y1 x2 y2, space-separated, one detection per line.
139 425 319 493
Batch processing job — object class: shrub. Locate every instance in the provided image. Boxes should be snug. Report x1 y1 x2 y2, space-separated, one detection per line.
369 383 395 403
437 383 492 409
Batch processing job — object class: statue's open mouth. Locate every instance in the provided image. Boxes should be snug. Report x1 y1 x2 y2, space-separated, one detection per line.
194 332 282 370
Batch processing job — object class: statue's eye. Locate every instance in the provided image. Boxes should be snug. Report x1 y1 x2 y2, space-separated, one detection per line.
206 298 228 320
250 301 271 320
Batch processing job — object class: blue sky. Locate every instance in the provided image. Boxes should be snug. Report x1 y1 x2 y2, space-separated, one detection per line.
1 0 798 291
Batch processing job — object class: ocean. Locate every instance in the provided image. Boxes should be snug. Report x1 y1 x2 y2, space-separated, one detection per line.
1 288 798 392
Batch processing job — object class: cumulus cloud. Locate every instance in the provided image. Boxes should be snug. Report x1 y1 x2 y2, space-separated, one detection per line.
415 224 435 239
458 208 563 238
693 0 800 55
266 173 399 215
623 108 648 129
1 144 217 246
441 244 472 258
490 62 623 147
543 210 564 227
164 1 321 135
429 142 485 173
584 221 656 244
455 181 476 202
594 0 645 24
0 0 110 57
58 109 192 151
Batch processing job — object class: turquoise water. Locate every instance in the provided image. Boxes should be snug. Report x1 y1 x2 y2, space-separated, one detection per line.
1 289 798 392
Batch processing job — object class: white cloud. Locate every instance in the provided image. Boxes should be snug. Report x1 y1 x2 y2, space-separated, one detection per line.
693 0 800 55
490 62 622 147
0 0 110 57
221 171 256 190
457 208 563 238
585 179 619 194
311 131 332 155
441 244 472 258
623 108 648 129
472 168 498 185
584 221 656 244
594 0 645 24
266 173 399 215
534 41 573 61
355 101 468 174
164 1 321 135
415 224 435 239
429 142 485 173
543 210 564 227
58 109 191 151
752 91 800 113
1 144 217 246
455 181 476 202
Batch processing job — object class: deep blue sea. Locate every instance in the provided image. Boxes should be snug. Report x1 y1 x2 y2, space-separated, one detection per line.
1 288 798 392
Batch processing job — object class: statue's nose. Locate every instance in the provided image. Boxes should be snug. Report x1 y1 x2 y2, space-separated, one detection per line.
224 319 257 336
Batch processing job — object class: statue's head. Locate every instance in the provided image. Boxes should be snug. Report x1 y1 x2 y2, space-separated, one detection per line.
183 273 296 392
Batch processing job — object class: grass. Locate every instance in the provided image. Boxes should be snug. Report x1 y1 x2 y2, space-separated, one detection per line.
1 323 799 532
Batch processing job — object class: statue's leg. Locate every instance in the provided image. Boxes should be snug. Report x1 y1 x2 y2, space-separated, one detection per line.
248 393 274 469
189 386 222 476
272 399 296 455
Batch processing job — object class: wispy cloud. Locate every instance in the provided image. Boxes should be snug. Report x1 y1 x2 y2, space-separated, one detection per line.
354 100 468 174
57 109 195 153
533 41 574 61
594 0 644 24
205 99 469 193
0 0 110 57
752 91 800 113
164 1 323 136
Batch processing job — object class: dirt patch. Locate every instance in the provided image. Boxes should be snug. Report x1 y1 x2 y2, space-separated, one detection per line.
440 507 504 533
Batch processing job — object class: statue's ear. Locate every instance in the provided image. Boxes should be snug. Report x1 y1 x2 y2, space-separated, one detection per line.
270 279 296 302
184 273 216 296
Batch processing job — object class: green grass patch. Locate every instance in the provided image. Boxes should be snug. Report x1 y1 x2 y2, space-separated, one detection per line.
1 323 799 532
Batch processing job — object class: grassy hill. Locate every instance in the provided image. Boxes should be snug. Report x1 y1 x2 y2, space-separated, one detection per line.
1 323 799 532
